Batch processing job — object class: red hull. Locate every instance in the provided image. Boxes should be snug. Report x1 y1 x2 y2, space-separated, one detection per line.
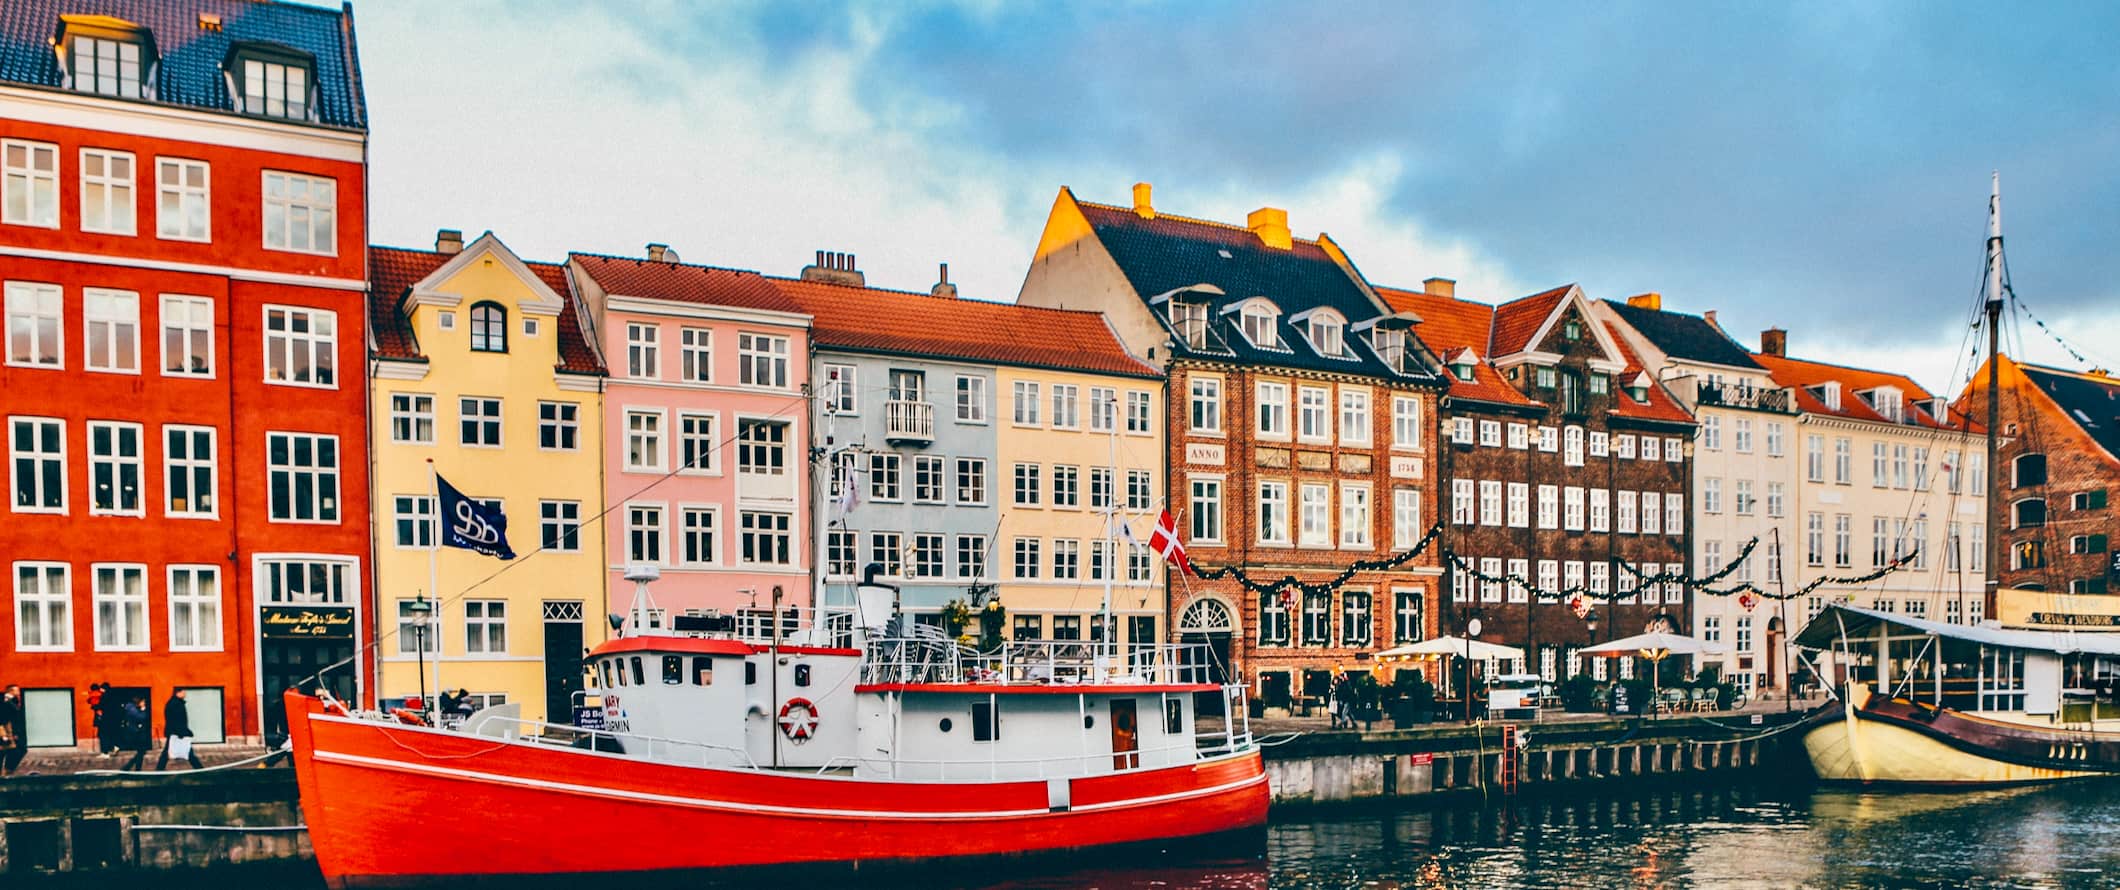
286 696 1270 886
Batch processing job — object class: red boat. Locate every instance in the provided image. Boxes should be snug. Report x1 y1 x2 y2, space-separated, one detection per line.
288 601 1268 887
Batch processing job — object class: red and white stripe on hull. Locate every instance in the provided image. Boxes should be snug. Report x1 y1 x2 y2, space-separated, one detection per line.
287 696 1269 886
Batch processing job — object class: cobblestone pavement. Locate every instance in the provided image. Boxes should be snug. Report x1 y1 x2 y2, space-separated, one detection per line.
6 743 275 777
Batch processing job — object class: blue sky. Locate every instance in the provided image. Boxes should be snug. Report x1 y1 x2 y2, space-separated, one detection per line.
351 0 2120 392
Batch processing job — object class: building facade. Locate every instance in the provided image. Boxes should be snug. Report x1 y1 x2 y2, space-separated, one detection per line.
0 1 369 746
367 232 607 723
1595 296 1800 694
1957 355 2113 601
569 251 813 624
1380 282 1697 691
1017 184 1446 706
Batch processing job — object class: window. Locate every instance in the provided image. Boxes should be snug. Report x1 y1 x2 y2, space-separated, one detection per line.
157 158 210 241
1590 430 1609 457
737 420 788 476
260 558 352 605
1089 386 1117 432
2014 453 2047 488
740 511 792 565
1640 435 1659 462
1012 463 1041 506
1050 384 1080 429
241 58 310 119
540 500 581 551
1190 477 1223 543
957 375 988 423
1806 434 1825 482
465 600 507 654
1393 488 1422 549
1259 593 1289 646
80 289 140 373
266 432 338 522
1240 303 1280 348
626 323 659 378
1766 482 1785 518
1300 386 1332 443
675 327 712 383
1126 391 1152 433
1302 591 1331 645
1872 517 1891 567
532 401 580 452
869 453 903 501
391 495 435 549
2075 490 2111 512
1702 415 1721 450
1127 470 1153 510
397 599 438 655
163 425 216 518
1892 444 1910 489
261 172 335 254
1667 494 1684 534
2013 498 2047 529
1052 465 1080 508
1453 417 1474 445
956 535 988 580
91 564 147 651
14 563 71 651
1479 480 1502 527
153 294 215 376
626 505 664 563
1618 491 1638 533
1340 390 1372 444
1540 426 1559 453
80 148 135 234
1946 451 1967 494
1479 419 1502 448
1301 482 1332 546
1392 396 1421 448
1702 615 1721 644
461 397 503 447
821 530 856 578
914 455 946 504
1971 523 1986 573
1872 442 1889 487
1735 479 1755 515
1506 482 1529 529
1256 382 1289 437
1128 542 1152 582
1564 486 1584 531
1309 315 1345 356
1087 466 1115 510
680 507 717 566
1835 514 1853 568
1013 381 1042 426
1340 484 1372 547
1013 537 1042 579
168 565 220 651
263 305 336 387
1507 423 1529 450
1733 418 1753 453
3 140 59 227
1189 377 1222 433
1480 558 1504 603
1834 437 1853 484
955 458 988 505
1394 589 1425 643
1452 479 1475 525
908 533 944 579
5 282 62 367
1564 426 1584 466
869 532 904 577
1341 590 1372 645
1766 422 1785 457
458 301 505 353
1536 367 1557 389
738 333 789 388
1614 434 1634 459
1052 539 1081 580
1517 560 1538 603
1584 487 1605 532
87 422 142 515
1642 491 1661 534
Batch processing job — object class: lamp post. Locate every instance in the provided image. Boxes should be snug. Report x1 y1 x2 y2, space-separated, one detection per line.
1584 607 1600 709
1463 616 1482 723
407 595 435 723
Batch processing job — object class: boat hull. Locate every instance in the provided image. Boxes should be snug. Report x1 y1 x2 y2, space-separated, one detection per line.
287 696 1270 887
1802 685 2114 786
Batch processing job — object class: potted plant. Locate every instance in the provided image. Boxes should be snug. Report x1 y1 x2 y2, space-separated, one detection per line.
977 600 1006 652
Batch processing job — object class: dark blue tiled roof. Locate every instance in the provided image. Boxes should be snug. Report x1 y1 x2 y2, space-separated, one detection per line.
1600 299 1761 370
2022 364 2120 462
1076 198 1442 385
0 0 365 130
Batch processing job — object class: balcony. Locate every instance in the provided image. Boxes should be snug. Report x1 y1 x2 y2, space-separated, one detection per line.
884 399 935 445
1695 380 1796 414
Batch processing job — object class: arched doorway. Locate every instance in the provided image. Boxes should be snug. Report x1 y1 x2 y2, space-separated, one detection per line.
1766 616 1785 692
1178 597 1236 687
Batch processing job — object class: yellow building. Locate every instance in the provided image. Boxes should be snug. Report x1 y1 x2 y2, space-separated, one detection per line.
994 366 1166 655
368 231 607 722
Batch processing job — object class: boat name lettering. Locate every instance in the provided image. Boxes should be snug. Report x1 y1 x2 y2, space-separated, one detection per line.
2026 612 2120 628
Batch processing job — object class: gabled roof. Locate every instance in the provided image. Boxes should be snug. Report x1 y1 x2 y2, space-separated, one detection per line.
0 0 366 130
568 253 801 315
368 245 603 375
1753 352 1963 431
1069 192 1439 384
1599 299 1763 370
2017 362 2120 461
777 277 1159 380
1375 285 1535 408
1604 322 1695 425
1490 285 1572 355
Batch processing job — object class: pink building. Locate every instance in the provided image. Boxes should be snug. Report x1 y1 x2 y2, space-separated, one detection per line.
569 251 813 624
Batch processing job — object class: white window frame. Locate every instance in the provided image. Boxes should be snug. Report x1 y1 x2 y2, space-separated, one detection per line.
679 505 720 568
1298 386 1332 444
4 281 63 368
1255 381 1289 439
2 139 60 228
540 500 583 552
9 415 67 514
956 375 988 424
162 424 217 519
265 431 340 523
676 411 718 475
737 331 791 389
1125 390 1152 435
13 561 72 652
1339 483 1372 548
1300 482 1333 547
1393 488 1422 549
1188 376 1221 434
83 288 140 374
79 147 136 235
626 322 660 379
392 494 435 549
90 562 149 652
538 401 581 452
157 157 211 242
260 170 336 255
262 304 337 389
679 327 713 383
464 599 508 655
1013 380 1043 427
1189 475 1224 544
86 420 144 516
624 409 666 473
1257 480 1291 546
167 564 222 652
160 294 214 377
1050 383 1081 429
1392 395 1422 450
459 396 503 448
626 503 667 565
1339 388 1372 445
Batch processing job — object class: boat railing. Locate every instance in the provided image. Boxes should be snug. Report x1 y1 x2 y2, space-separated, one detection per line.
860 633 965 684
477 714 761 770
810 738 1231 781
859 637 1222 686
645 605 860 649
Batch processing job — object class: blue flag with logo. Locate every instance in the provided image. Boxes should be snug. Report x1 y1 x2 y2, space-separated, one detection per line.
437 474 515 560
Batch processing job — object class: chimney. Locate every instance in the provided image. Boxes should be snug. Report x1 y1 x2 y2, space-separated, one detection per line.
1702 310 1718 329
1132 182 1155 219
645 243 677 263
800 250 865 287
1761 327 1787 357
1625 292 1662 311
931 262 957 299
1423 277 1456 300
1247 207 1291 250
434 229 463 255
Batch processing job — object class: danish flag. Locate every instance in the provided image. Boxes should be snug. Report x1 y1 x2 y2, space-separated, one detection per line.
1148 509 1197 577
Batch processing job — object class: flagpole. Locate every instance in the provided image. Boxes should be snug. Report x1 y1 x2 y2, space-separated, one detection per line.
427 458 442 725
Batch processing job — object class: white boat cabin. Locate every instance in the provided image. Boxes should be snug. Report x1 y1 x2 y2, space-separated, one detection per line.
1796 603 2120 725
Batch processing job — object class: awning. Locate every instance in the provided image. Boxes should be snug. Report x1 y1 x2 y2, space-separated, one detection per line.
1794 603 2120 656
1376 636 1527 662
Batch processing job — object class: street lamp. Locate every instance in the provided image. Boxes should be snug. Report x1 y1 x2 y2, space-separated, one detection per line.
1463 616 1483 723
407 596 435 723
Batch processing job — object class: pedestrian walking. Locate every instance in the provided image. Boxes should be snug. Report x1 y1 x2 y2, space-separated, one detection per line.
118 695 152 772
87 682 113 757
156 690 203 771
0 685 27 777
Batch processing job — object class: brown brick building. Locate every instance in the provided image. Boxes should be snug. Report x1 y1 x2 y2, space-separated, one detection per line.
1016 185 1447 705
1379 282 1697 687
1958 355 2120 600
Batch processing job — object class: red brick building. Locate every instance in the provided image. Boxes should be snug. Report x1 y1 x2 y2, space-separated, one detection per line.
0 1 369 746
1958 355 2120 600
1017 185 1447 706
1379 282 1696 688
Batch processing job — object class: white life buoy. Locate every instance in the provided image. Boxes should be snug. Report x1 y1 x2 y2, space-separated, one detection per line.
777 698 820 743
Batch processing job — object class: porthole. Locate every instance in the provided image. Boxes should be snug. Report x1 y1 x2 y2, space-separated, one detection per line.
1084 715 1095 729
939 718 954 733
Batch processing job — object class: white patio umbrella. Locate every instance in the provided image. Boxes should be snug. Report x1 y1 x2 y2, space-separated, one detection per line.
1377 635 1528 663
1579 632 1722 715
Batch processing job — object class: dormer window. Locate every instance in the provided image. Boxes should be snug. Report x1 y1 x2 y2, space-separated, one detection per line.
1859 386 1904 423
1452 363 1474 382
470 302 508 353
1308 316 1343 357
1625 372 1652 403
227 43 316 121
58 17 154 99
1563 319 1583 342
1371 328 1406 371
1808 381 1843 411
1238 302 1280 349
1170 300 1208 349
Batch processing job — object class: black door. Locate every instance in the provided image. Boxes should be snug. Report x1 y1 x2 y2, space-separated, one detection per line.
261 638 356 741
543 601 586 724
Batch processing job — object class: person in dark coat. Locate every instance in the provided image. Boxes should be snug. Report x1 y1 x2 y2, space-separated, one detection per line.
118 695 152 771
1 685 27 777
87 683 113 757
156 690 203 770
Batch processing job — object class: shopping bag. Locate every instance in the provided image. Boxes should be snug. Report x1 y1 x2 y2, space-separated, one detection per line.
168 736 192 760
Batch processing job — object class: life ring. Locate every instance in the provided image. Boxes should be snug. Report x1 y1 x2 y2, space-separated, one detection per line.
777 698 820 743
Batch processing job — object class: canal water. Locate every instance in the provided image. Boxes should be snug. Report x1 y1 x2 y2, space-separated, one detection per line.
28 779 2120 888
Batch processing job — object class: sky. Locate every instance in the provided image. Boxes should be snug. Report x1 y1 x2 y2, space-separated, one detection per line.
349 0 2120 395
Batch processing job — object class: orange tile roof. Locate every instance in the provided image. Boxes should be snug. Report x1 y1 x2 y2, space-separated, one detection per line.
1604 320 1694 424
1375 285 1534 407
570 253 802 314
775 277 1160 379
1754 352 1959 430
368 246 603 374
1491 284 1573 355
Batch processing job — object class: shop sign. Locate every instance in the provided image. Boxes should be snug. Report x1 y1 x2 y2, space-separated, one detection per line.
261 606 356 640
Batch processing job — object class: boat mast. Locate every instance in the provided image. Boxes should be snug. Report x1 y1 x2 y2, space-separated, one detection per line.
1983 173 2004 613
1102 392 1119 677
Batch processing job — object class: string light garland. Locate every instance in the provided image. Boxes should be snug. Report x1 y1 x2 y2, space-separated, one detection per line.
1193 523 1444 597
